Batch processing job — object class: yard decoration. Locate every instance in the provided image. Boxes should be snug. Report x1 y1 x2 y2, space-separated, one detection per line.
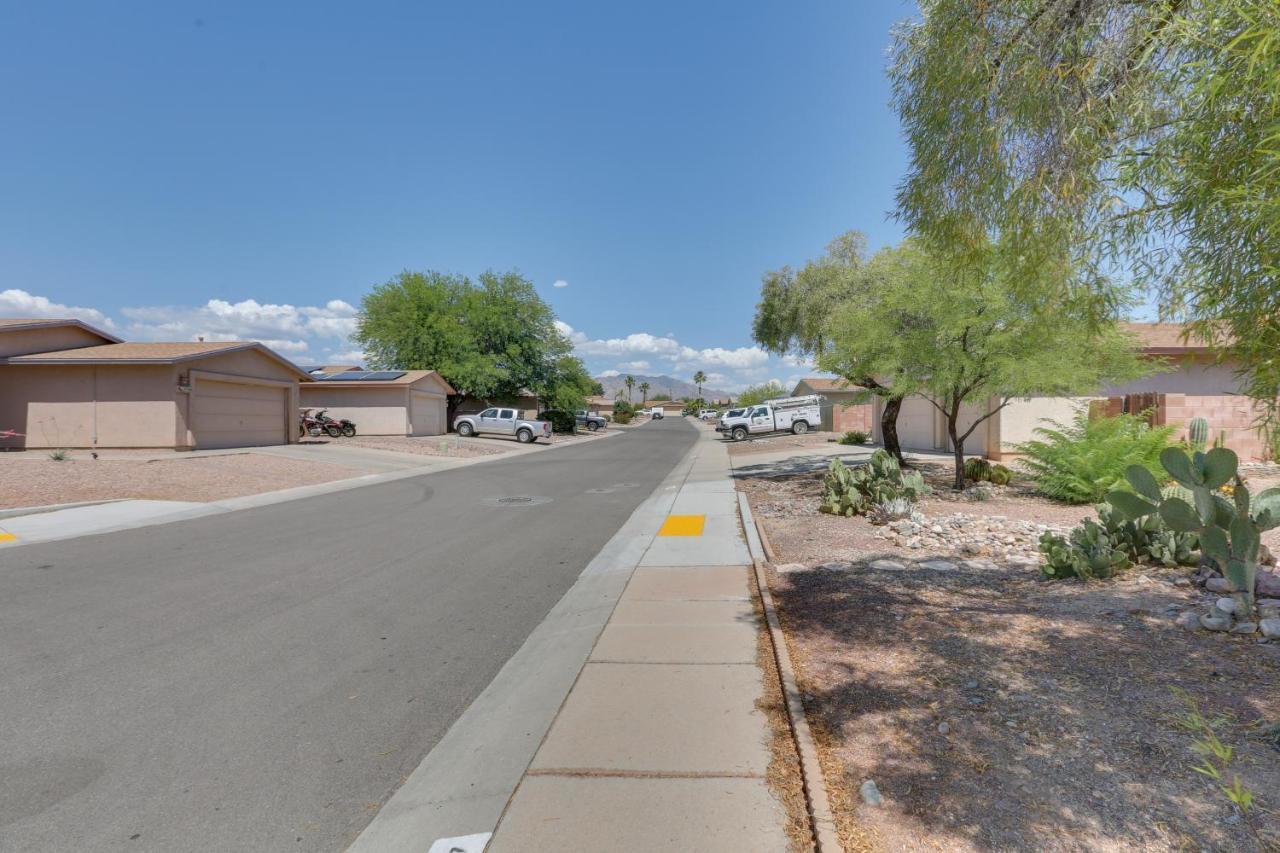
819 451 930 518
1106 447 1280 617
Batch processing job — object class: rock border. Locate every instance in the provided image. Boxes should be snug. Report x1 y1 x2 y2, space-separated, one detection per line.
738 492 842 853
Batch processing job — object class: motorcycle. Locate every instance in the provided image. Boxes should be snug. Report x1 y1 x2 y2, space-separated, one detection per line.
299 408 342 439
313 408 357 438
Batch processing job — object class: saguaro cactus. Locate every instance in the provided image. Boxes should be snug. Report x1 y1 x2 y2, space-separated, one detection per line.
1187 417 1209 452
1107 447 1280 616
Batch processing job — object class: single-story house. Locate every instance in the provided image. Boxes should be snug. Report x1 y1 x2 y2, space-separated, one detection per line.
0 318 309 450
877 322 1275 461
657 400 685 415
586 395 615 417
455 391 540 420
791 378 874 433
299 369 454 436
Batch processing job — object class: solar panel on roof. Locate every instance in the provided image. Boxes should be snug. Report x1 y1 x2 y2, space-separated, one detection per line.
360 371 406 381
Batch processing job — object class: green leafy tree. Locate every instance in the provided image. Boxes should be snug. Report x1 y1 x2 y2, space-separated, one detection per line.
354 269 591 421
891 0 1280 413
735 381 787 408
639 381 650 406
823 241 1147 489
754 231 919 461
590 381 605 397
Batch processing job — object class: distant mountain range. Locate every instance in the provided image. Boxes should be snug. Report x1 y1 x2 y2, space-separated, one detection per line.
595 373 731 402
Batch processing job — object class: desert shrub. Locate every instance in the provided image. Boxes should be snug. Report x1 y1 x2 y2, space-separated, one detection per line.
867 497 918 525
839 430 870 445
613 410 634 425
613 399 635 416
539 409 577 434
1017 410 1175 504
48 448 70 461
961 485 992 501
819 451 930 517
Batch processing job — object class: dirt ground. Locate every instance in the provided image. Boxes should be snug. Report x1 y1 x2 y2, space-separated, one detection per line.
743 460 1280 852
727 430 854 457
0 452 361 509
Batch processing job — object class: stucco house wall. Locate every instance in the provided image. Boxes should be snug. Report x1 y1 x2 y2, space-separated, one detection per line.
299 372 451 436
0 364 177 449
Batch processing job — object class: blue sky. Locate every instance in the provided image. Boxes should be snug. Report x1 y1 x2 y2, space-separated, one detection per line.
0 1 912 391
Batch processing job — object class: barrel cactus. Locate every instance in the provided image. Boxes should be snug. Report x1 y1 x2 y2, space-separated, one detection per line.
1187 417 1209 452
1107 447 1280 615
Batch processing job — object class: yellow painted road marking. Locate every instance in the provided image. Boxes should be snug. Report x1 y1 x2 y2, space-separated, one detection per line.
0 531 16 542
658 514 705 537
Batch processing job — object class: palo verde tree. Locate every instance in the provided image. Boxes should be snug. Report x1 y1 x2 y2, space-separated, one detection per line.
891 0 1280 414
735 381 787 408
823 241 1146 490
754 231 917 462
354 269 593 420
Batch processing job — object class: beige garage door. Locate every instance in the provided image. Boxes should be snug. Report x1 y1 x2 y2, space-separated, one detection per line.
895 395 940 451
191 379 288 449
410 392 445 436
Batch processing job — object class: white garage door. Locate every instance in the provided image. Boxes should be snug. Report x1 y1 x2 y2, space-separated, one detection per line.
191 379 288 449
895 395 939 451
410 392 445 436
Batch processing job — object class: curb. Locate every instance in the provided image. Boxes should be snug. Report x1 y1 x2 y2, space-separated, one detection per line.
0 499 124 521
737 492 842 853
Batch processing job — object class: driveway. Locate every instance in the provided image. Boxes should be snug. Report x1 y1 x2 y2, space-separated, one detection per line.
0 417 696 853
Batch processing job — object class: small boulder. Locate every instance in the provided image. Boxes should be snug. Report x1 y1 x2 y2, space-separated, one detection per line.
1216 597 1238 615
1256 570 1280 598
775 563 808 574
918 559 957 572
859 779 883 806
1206 577 1233 594
1175 610 1202 632
1260 618 1280 640
1200 611 1233 632
1231 622 1258 635
869 559 906 571
937 722 951 735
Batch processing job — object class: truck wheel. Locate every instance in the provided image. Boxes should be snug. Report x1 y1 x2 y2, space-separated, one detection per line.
457 422 474 437
731 426 748 441
517 428 534 444
792 421 809 435
588 422 599 432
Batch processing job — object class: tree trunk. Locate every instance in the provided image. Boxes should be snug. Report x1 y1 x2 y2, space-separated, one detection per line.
880 395 905 463
446 394 462 432
949 420 965 491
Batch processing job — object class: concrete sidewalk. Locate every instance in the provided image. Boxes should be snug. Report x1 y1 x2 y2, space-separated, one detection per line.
484 425 788 851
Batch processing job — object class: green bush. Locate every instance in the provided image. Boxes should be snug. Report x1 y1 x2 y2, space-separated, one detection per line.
819 451 930 517
1016 410 1175 504
613 410 634 425
838 430 869 445
539 409 577 434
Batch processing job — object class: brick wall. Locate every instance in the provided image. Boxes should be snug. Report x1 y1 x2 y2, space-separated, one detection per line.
1099 392 1273 461
830 402 874 434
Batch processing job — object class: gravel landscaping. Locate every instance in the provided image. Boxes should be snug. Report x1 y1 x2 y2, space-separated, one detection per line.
741 455 1280 851
0 453 362 509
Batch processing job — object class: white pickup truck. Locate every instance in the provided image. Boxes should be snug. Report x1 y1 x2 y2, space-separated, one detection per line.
453 407 552 443
716 395 823 441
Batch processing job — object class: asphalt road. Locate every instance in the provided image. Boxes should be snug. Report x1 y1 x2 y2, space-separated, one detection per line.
0 418 698 853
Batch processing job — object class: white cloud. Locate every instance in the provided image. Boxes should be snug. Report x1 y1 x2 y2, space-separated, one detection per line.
552 279 569 289
617 360 650 371
326 349 367 364
598 369 620 377
0 288 116 328
676 345 769 370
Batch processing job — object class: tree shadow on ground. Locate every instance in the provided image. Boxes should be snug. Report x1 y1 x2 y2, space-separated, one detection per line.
770 555 1280 851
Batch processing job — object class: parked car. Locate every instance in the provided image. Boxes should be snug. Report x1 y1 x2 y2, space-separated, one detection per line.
575 410 608 431
698 409 719 421
716 395 822 441
454 407 552 443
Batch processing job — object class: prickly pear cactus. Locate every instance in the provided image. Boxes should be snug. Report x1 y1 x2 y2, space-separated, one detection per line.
1107 447 1280 616
818 451 931 518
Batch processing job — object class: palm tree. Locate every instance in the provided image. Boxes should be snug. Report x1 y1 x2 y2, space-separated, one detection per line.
624 374 635 404
693 371 707 399
639 381 650 406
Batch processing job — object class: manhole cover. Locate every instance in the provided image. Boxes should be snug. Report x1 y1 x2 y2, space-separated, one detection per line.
482 495 552 508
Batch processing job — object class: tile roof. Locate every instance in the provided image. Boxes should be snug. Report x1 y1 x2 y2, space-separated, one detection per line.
794 377 861 392
1121 322 1214 353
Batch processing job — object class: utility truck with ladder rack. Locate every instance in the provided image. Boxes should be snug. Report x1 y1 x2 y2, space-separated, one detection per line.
716 395 823 441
